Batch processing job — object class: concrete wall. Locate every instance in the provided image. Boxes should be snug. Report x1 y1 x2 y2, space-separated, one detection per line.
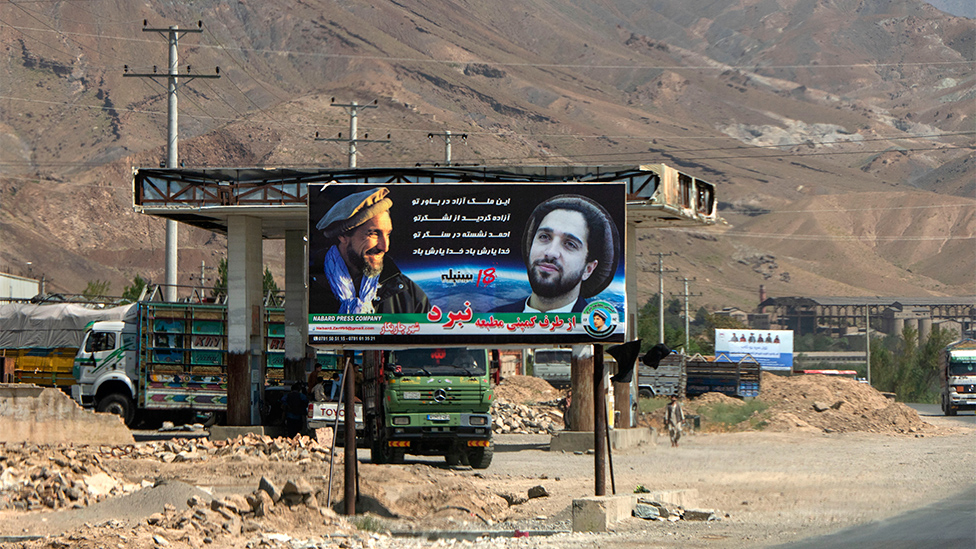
0 384 133 445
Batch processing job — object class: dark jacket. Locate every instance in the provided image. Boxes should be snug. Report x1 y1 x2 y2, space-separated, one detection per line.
491 295 588 313
309 258 431 315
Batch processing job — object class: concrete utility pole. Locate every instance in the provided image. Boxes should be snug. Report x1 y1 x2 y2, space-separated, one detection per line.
866 303 872 385
124 20 219 302
316 99 390 168
427 130 467 165
650 252 677 344
674 277 701 352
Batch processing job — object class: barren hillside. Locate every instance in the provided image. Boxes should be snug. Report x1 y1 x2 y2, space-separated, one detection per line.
0 0 973 306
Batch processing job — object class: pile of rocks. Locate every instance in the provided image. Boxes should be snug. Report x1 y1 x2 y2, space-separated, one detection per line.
47 477 363 549
105 433 335 464
0 444 136 510
633 498 723 522
491 398 564 435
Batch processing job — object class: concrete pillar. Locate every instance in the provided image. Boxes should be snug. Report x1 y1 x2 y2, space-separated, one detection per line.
283 229 307 384
227 215 263 426
905 318 919 337
618 223 638 428
571 345 594 431
919 316 932 344
894 317 905 336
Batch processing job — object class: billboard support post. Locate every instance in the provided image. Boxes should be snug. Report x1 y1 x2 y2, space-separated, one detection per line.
593 344 607 496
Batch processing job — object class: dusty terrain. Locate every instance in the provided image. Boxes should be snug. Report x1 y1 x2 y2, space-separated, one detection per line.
2 375 975 548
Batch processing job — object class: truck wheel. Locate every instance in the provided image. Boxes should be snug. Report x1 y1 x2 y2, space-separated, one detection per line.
467 444 493 469
639 388 654 399
97 393 135 426
370 440 388 464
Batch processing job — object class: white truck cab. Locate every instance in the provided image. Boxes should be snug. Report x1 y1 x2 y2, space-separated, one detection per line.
72 319 138 424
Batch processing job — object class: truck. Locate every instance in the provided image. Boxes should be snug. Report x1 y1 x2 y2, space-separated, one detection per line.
685 353 761 398
72 300 288 426
360 347 494 468
532 347 572 388
637 351 685 398
940 339 976 416
0 302 133 389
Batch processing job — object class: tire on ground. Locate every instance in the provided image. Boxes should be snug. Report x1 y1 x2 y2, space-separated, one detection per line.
467 444 493 469
96 392 135 426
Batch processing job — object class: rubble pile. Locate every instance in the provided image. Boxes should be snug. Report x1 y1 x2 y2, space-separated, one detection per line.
491 398 564 434
0 444 135 511
633 497 723 522
109 433 335 464
33 477 363 549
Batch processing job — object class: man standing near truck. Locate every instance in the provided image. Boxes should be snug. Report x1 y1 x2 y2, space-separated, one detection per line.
310 187 430 314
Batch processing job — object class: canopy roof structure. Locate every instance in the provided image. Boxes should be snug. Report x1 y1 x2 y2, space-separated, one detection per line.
133 164 719 238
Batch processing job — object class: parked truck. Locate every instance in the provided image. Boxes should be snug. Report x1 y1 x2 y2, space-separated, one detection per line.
637 351 685 398
0 302 133 389
685 353 761 398
940 339 976 416
360 347 494 468
532 347 572 388
72 301 287 425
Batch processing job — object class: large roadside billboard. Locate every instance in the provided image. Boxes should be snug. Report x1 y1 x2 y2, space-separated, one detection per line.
714 329 793 371
308 182 626 347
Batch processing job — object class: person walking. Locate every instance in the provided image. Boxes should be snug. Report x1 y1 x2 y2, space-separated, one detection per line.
665 394 685 448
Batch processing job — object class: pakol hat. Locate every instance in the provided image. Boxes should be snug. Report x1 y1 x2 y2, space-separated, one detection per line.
521 194 620 298
316 187 392 239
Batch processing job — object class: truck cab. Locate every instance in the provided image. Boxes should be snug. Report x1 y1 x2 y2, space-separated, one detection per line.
942 340 976 416
72 320 138 425
363 348 494 468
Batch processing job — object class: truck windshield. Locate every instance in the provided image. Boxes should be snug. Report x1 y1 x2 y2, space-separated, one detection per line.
388 348 486 376
84 332 116 353
948 361 976 376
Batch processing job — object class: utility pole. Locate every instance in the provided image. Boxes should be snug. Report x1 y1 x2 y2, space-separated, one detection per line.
649 252 677 344
427 130 467 165
674 277 701 352
124 20 220 302
316 99 390 168
866 302 871 385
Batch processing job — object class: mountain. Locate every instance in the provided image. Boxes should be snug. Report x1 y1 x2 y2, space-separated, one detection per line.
1 0 973 311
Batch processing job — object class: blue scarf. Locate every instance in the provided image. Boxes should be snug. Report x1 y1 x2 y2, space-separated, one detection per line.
324 245 380 314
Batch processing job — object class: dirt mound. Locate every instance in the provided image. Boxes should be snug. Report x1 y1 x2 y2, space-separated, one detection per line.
639 374 933 435
758 373 931 434
492 375 562 404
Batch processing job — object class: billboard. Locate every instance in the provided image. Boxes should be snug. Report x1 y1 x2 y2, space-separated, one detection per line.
308 182 626 347
714 329 793 371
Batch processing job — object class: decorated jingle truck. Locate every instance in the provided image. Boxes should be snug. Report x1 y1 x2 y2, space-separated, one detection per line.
72 301 286 425
940 339 976 416
361 347 494 468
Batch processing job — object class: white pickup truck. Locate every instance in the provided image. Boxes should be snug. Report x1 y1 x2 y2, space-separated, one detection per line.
307 400 364 435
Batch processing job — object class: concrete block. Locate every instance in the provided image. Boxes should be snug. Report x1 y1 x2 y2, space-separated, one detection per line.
209 425 269 441
643 489 699 508
0 383 133 445
572 495 637 532
550 427 656 453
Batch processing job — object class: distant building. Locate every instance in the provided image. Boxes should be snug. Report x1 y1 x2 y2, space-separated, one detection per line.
758 296 976 339
0 273 40 302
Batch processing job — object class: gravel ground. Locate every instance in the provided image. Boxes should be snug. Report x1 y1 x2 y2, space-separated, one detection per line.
3 416 974 549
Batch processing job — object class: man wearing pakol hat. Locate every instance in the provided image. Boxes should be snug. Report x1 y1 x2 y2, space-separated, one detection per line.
310 187 430 314
492 194 619 313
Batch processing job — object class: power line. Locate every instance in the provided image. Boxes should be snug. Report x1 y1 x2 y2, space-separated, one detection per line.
5 23 973 71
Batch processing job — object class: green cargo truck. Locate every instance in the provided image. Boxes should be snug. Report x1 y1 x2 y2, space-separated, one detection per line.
72 301 288 425
361 347 494 468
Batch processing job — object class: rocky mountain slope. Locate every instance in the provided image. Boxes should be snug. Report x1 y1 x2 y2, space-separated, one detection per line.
1 0 973 309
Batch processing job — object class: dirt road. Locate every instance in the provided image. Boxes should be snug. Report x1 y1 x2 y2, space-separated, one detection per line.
2 416 974 549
